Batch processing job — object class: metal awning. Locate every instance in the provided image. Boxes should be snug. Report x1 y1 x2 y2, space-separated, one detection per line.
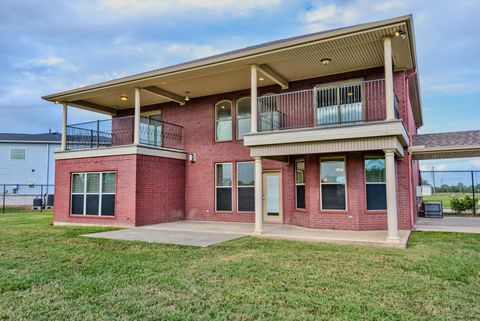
410 130 480 160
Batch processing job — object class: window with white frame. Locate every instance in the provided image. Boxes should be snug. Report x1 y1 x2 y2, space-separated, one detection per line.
10 148 26 160
295 160 305 209
71 172 116 216
215 100 232 141
215 163 232 211
236 97 251 139
320 158 346 210
237 162 254 211
365 157 387 210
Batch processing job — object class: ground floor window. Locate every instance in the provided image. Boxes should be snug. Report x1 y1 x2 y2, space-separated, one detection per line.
71 172 116 216
365 157 387 210
295 160 305 209
215 163 232 211
320 158 346 210
237 162 254 211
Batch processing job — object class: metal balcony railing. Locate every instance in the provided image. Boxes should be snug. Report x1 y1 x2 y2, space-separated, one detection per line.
257 79 397 132
66 116 184 151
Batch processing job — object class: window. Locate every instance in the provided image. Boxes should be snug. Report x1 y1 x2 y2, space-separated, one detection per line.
295 160 305 209
71 172 116 216
259 93 280 131
237 162 254 211
236 97 251 139
140 113 162 146
320 158 346 210
10 148 26 160
365 157 387 210
215 163 232 211
215 100 232 141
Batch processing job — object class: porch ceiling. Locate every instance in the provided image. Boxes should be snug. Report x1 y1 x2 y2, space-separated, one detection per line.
410 130 480 160
42 15 420 122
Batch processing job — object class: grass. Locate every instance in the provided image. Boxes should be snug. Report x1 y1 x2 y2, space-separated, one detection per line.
422 193 471 209
0 211 479 321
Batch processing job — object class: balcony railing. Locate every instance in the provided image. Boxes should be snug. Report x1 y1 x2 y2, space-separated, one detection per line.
257 79 398 132
66 115 184 151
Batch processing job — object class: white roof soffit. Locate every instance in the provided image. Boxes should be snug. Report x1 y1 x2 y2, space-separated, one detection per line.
42 15 420 116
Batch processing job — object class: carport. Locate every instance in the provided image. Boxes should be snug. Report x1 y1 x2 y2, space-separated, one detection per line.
410 130 480 232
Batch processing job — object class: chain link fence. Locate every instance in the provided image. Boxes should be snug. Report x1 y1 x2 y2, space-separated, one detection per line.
1 184 55 213
420 171 479 215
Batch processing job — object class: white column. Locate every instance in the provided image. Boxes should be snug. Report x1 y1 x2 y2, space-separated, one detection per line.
133 87 141 145
254 156 263 234
384 36 395 120
250 65 258 133
61 103 68 151
384 149 399 242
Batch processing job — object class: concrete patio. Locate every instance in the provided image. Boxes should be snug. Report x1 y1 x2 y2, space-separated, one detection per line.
84 221 411 248
415 216 480 233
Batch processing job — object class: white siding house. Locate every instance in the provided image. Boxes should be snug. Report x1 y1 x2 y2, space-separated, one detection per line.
0 132 61 205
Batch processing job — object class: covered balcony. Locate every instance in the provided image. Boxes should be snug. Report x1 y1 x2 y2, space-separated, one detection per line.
257 79 400 132
65 116 184 151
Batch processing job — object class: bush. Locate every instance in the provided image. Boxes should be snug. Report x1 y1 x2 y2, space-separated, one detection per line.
450 196 474 214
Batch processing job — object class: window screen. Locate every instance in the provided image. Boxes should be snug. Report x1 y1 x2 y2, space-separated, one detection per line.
237 162 254 211
215 163 232 211
365 158 387 210
320 159 346 210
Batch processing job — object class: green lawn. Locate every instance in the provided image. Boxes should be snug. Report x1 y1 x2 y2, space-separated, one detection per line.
0 211 479 321
422 193 471 209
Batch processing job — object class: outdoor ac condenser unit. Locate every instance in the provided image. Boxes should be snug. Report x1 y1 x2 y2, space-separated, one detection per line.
422 201 443 218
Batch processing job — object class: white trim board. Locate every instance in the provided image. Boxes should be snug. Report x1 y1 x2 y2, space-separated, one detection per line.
55 144 187 160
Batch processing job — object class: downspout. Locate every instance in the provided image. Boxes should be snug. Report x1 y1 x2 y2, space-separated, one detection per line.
405 69 417 229
46 143 50 195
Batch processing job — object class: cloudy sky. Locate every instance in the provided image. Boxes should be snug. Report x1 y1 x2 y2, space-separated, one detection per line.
1 0 479 170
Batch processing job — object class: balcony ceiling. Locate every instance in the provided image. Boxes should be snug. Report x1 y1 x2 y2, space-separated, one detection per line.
43 15 420 123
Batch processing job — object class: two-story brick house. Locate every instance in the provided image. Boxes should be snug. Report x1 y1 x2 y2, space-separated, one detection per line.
42 15 480 245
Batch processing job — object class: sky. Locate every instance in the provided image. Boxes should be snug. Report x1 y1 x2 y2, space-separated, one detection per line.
0 0 479 171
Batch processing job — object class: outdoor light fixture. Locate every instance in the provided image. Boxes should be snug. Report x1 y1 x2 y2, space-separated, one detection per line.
394 30 407 39
259 77 265 81
120 95 128 101
320 58 331 65
184 91 190 102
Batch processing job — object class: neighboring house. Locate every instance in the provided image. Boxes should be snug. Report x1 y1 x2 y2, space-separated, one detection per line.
0 132 61 205
42 15 480 244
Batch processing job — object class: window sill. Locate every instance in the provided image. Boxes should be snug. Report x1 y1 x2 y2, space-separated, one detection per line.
69 214 116 219
366 210 387 215
319 210 348 214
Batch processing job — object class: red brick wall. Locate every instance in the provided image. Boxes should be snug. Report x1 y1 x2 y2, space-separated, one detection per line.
54 154 185 227
54 155 138 226
135 155 185 225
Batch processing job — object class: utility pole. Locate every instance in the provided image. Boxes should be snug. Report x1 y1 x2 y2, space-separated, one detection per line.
431 166 436 195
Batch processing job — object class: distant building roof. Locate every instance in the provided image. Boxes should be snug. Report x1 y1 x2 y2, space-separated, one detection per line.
411 130 480 160
0 132 62 143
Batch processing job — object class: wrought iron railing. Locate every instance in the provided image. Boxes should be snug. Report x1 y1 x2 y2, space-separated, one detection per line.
66 116 183 151
257 79 398 132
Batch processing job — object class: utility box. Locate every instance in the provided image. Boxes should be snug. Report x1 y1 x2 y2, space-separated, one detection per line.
422 201 443 218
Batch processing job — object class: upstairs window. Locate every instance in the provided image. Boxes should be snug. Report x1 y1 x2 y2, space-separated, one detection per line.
365 157 387 210
10 148 26 160
215 101 232 141
71 172 116 216
236 97 251 139
295 160 306 209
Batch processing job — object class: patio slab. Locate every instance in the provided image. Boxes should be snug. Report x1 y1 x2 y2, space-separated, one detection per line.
84 220 410 248
415 216 480 233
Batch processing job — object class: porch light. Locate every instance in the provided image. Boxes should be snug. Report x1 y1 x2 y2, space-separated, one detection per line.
394 30 407 39
185 91 190 102
120 95 128 101
320 58 331 65
259 77 264 81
